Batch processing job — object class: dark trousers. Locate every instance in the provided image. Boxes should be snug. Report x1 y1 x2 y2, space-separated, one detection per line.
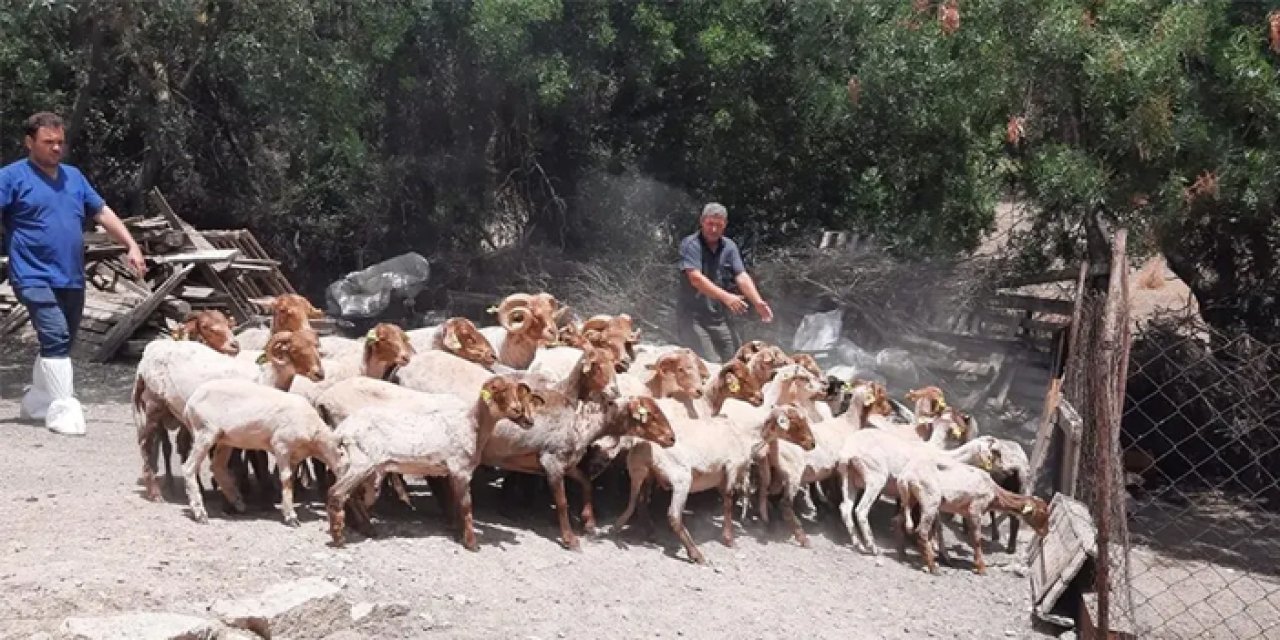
14 286 84 358
676 309 742 363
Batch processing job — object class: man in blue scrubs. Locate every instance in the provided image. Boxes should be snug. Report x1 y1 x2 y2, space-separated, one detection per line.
675 202 773 362
1 112 146 436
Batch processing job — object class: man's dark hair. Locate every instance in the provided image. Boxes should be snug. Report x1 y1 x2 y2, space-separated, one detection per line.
24 112 65 138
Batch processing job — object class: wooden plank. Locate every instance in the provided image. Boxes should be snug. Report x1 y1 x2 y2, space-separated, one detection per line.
150 249 240 265
1002 264 1110 288
1058 398 1084 497
977 309 1069 334
1029 377 1063 486
94 263 195 362
177 285 218 299
0 306 30 337
149 189 216 252
1029 493 1097 628
988 293 1074 316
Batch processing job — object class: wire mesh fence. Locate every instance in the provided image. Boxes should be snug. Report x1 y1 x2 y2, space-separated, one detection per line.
1120 309 1280 639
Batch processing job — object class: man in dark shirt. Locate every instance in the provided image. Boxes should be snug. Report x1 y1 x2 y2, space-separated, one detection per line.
676 202 773 362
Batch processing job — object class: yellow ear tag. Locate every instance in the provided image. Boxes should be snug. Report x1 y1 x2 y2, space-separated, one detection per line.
633 406 649 422
255 352 268 365
950 426 963 438
727 379 741 394
937 399 947 409
863 395 875 406
979 457 992 471
365 329 378 344
841 382 852 392
1021 503 1034 515
479 389 493 402
444 333 462 350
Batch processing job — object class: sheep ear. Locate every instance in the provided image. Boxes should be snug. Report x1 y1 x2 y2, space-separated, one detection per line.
443 332 462 350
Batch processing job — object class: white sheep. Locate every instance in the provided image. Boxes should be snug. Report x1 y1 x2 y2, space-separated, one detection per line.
482 391 677 551
132 331 325 501
895 453 1051 575
325 373 545 551
836 417 999 555
180 378 345 527
614 404 815 564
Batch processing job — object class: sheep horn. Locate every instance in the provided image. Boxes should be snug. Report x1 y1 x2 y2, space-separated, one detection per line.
496 294 534 333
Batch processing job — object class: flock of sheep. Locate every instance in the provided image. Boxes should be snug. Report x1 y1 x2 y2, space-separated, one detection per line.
131 291 1051 574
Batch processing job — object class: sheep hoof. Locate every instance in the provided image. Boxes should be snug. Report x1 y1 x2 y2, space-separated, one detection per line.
690 552 707 565
284 516 300 528
798 538 812 549
192 510 208 524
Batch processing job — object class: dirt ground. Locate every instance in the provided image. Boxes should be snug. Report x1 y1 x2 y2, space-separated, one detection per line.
0 347 1058 640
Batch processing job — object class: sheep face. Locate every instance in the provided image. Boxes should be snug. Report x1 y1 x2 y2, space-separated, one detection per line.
732 340 768 363
645 349 704 400
582 314 639 372
719 359 764 405
578 346 618 397
744 345 793 387
177 310 239 356
264 329 325 382
618 396 676 447
441 317 497 367
792 353 822 379
480 375 544 429
934 407 975 445
261 293 323 332
364 323 415 380
770 364 827 403
767 405 815 451
905 386 947 419
1019 496 1051 537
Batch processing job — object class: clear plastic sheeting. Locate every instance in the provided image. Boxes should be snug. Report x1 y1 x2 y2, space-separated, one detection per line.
791 309 843 352
324 252 431 319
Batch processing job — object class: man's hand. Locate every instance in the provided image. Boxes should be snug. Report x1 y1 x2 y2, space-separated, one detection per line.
721 292 749 315
755 300 774 323
125 245 147 279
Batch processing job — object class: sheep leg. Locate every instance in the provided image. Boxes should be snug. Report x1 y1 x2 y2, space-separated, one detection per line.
426 476 455 525
1006 514 1020 554
564 465 597 535
181 431 218 524
965 513 986 575
667 479 704 564
248 450 275 502
273 445 299 527
450 473 478 552
612 462 648 533
720 475 737 548
209 444 246 515
158 429 174 484
547 472 581 552
388 473 414 508
326 463 375 546
932 518 953 566
296 460 315 491
137 401 169 502
840 467 881 555
756 463 772 525
781 483 811 548
228 449 252 499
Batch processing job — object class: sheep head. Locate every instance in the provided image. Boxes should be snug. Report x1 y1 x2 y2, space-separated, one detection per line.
441 317 497 368
719 359 764 405
732 340 769 364
1019 496 1051 537
791 353 822 379
263 329 324 383
616 396 676 447
363 322 415 381
767 404 815 451
176 310 239 356
769 364 827 404
494 292 561 344
479 374 545 429
744 344 793 387
254 294 324 333
582 314 639 372
577 345 619 399
905 386 947 419
645 349 704 400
